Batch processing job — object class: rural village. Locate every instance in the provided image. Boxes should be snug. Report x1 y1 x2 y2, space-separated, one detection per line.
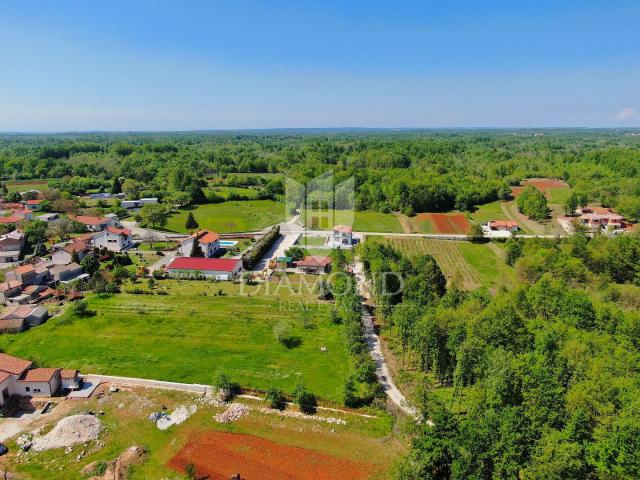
0 162 636 480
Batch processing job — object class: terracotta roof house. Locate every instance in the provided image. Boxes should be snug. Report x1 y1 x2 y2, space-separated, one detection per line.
0 229 25 264
0 353 65 404
51 237 92 265
5 264 37 285
297 255 332 274
178 230 221 258
69 214 118 232
482 220 520 238
0 304 49 327
0 215 23 225
23 199 44 211
91 226 133 252
331 225 354 247
60 369 80 390
166 257 242 280
0 318 26 334
0 280 22 305
579 207 627 234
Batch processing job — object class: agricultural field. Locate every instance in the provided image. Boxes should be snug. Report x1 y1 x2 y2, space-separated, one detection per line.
165 200 285 233
3 386 401 480
4 179 52 192
511 178 571 204
302 209 403 233
0 278 352 403
367 237 513 290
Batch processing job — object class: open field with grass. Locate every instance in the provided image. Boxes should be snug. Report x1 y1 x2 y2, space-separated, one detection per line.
366 237 514 290
0 278 351 403
302 209 403 233
206 185 261 199
165 200 285 233
4 386 401 480
4 179 52 192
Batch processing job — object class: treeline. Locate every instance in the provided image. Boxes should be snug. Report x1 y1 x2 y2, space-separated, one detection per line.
364 232 640 479
1 130 640 216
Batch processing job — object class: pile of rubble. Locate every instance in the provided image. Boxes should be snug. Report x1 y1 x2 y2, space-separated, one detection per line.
214 403 250 423
30 414 102 452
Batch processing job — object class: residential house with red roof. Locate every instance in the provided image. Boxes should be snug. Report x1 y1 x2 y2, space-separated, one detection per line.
297 255 332 274
92 226 133 252
482 220 520 238
69 213 119 232
165 257 242 280
23 199 44 211
178 230 221 257
331 225 354 247
0 353 66 404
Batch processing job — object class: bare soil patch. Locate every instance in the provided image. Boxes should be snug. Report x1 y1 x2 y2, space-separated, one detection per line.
427 213 471 234
168 431 377 480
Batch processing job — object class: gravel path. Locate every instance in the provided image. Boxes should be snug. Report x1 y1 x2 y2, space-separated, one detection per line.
353 258 418 418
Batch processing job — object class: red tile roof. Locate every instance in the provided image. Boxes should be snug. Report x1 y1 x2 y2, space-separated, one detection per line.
167 257 241 272
0 280 22 292
0 353 32 375
0 305 40 320
0 371 12 383
182 230 220 245
15 265 35 275
0 216 22 224
488 220 519 228
25 199 42 205
333 225 353 233
61 369 78 379
62 240 91 254
71 215 108 225
19 368 60 383
297 256 332 267
106 226 131 236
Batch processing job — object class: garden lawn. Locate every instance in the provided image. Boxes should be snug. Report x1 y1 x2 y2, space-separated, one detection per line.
456 242 516 289
0 281 351 403
165 200 285 233
206 186 260 199
302 210 403 233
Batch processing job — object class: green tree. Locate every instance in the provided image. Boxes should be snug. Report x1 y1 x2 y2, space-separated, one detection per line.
265 387 286 410
190 237 204 257
80 253 100 275
517 186 549 221
185 211 199 230
139 203 168 229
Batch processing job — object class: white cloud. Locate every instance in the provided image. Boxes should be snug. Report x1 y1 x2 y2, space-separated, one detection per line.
612 107 637 121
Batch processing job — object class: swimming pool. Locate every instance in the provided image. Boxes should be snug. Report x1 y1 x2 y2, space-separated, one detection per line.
219 240 238 247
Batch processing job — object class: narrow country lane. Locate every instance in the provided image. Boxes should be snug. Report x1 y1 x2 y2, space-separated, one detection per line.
353 258 418 418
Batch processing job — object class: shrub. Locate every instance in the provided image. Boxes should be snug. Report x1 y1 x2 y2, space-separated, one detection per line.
242 226 280 270
265 387 286 410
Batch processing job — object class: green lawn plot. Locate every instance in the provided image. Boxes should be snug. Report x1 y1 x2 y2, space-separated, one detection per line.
136 241 177 251
302 209 403 233
165 200 285 233
4 179 52 193
297 234 328 247
456 242 516 289
470 200 537 234
0 279 351 403
546 187 572 204
207 186 261 199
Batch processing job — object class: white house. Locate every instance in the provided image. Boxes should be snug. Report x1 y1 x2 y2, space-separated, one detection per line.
165 257 242 280
0 230 24 264
482 220 520 238
92 226 133 252
23 199 44 211
0 353 62 406
70 215 118 232
178 230 221 258
331 225 353 247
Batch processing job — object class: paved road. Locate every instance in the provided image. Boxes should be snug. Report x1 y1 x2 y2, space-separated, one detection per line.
353 259 418 418
250 214 302 273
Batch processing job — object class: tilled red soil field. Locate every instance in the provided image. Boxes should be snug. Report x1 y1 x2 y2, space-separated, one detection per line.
524 178 569 189
168 431 377 480
426 213 471 234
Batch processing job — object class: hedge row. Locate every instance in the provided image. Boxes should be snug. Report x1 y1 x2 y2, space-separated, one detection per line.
242 226 280 270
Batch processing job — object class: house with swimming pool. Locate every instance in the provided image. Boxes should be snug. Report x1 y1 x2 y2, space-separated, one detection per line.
178 230 221 257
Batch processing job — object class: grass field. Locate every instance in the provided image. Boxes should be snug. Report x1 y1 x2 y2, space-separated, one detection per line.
302 210 403 233
367 237 513 290
207 186 260 199
4 179 52 192
165 200 285 233
0 279 351 403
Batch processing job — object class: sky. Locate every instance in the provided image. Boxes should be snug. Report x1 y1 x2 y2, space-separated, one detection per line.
0 0 639 131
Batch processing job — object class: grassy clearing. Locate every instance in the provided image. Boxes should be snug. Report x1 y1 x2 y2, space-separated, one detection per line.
6 387 401 480
546 187 572 204
297 235 328 247
136 241 177 251
302 209 403 233
0 278 351 403
165 200 284 233
4 179 52 192
206 186 260 199
367 237 514 290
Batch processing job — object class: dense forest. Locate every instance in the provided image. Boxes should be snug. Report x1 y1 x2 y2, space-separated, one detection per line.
1 129 640 216
360 230 640 479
